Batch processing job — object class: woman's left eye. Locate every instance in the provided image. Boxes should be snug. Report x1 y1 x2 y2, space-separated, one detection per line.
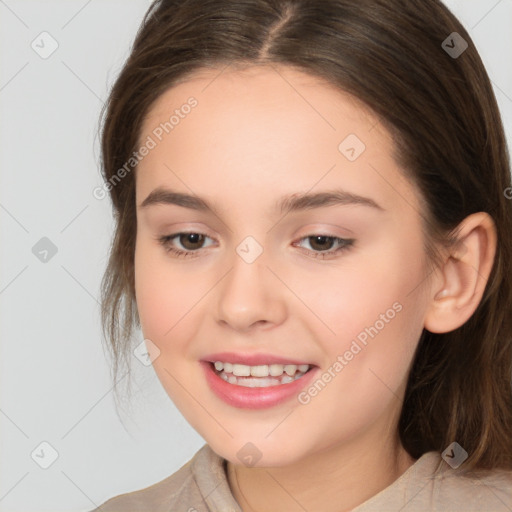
157 232 355 259
293 235 355 259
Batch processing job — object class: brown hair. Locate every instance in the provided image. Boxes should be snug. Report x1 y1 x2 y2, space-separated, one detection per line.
97 0 512 474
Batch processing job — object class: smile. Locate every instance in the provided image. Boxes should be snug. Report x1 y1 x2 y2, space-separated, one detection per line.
213 361 310 387
201 360 318 409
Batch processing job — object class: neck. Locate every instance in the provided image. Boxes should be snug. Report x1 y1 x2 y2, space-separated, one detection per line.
226 427 416 512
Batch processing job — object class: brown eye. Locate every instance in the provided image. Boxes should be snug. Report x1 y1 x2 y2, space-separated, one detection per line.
294 235 355 259
178 233 206 250
157 231 215 258
307 235 336 251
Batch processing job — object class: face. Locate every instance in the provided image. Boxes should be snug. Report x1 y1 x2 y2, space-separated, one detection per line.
134 64 432 467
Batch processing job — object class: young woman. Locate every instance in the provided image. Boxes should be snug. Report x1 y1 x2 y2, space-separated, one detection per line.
91 0 512 510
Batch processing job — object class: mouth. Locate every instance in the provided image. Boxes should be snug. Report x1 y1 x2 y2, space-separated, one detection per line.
200 352 319 408
209 361 313 388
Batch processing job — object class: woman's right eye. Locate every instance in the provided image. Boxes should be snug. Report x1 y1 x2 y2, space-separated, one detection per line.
157 232 215 258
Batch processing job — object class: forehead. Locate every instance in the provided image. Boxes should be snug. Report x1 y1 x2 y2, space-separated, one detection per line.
141 64 378 135
135 64 421 218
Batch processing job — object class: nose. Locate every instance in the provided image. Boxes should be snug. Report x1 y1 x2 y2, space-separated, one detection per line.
214 248 287 333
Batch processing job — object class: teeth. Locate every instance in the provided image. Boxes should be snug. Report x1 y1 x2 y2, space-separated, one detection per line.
212 360 312 387
269 364 284 376
284 364 297 376
232 364 251 376
213 361 310 377
251 365 269 377
218 371 301 388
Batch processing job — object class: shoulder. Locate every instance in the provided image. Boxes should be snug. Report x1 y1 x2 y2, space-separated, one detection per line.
88 444 220 512
430 462 512 511
401 452 512 511
354 451 512 512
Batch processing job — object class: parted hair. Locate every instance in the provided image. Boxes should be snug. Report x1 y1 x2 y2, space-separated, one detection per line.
97 0 512 474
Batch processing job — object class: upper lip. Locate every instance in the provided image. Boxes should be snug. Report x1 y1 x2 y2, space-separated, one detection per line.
202 352 315 366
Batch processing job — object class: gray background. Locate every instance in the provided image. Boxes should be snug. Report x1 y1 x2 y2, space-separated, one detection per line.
1 1 511 510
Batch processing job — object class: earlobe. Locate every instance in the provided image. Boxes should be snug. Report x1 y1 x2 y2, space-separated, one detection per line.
423 212 497 334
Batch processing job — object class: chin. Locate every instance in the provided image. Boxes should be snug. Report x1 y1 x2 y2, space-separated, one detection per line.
207 436 305 468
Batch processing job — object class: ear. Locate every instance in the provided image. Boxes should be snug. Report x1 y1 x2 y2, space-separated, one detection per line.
423 212 497 334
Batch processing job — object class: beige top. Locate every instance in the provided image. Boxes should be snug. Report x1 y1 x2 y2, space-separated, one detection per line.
91 443 512 511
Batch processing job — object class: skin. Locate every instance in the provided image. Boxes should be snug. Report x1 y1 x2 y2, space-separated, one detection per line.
133 64 496 512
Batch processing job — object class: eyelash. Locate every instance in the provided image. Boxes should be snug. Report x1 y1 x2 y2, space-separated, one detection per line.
156 232 355 260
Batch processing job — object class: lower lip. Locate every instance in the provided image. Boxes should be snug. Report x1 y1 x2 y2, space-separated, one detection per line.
201 361 319 409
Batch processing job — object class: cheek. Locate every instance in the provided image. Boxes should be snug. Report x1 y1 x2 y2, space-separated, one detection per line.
289 240 423 340
294 236 426 388
133 243 203 412
294 286 422 448
134 242 192 341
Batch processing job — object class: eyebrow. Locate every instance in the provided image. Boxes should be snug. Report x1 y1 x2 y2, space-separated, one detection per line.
138 186 385 215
